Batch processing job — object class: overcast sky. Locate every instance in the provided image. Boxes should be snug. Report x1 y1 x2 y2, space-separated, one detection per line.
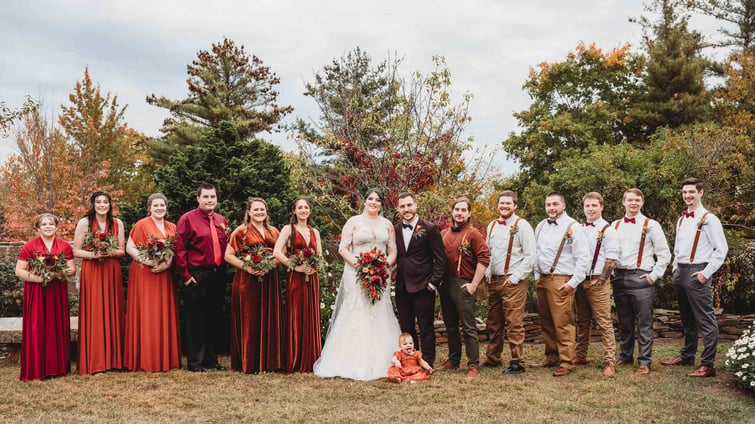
0 0 725 175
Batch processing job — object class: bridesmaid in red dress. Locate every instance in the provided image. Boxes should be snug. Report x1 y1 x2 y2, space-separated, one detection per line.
73 191 126 374
273 198 323 373
15 214 76 381
225 197 283 373
124 193 181 372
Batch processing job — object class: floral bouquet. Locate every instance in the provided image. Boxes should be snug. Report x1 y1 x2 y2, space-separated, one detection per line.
82 228 116 261
726 320 755 391
27 252 71 287
137 235 176 266
236 244 275 281
355 248 390 304
288 247 328 283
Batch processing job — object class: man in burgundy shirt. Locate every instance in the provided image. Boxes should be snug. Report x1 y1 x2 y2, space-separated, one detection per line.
175 183 230 372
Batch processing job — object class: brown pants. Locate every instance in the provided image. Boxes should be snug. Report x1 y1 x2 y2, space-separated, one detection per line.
574 278 616 365
485 275 527 365
536 275 575 369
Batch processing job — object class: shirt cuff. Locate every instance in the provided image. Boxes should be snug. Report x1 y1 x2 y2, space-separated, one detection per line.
509 274 521 285
567 278 581 289
428 283 437 291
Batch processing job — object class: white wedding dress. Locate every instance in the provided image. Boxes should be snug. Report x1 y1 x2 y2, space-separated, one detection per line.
313 221 401 381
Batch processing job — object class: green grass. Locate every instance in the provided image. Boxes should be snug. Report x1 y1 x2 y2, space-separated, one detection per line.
0 341 753 423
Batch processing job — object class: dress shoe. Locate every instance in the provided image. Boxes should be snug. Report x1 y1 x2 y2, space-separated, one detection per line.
187 367 206 373
204 364 227 371
636 365 650 375
530 358 558 368
552 367 572 377
615 358 632 366
687 365 716 377
466 366 480 377
573 357 588 365
503 362 525 375
479 361 501 369
661 356 694 366
438 360 459 371
603 364 616 377
387 376 402 383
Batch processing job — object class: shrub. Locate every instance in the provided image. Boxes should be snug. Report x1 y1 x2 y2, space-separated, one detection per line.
0 257 22 317
725 320 755 392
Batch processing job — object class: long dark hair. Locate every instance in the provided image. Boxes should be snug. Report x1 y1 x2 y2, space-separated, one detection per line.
84 191 115 234
287 198 312 254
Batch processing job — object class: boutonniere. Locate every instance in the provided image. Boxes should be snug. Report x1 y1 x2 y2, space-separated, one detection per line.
510 225 519 236
412 224 426 240
596 230 605 243
564 228 574 246
219 221 230 235
458 240 472 256
697 215 707 230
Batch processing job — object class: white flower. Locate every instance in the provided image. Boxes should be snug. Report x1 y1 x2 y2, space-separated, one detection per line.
738 346 747 352
328 272 333 277
735 371 743 377
726 360 730 366
330 304 335 310
743 363 750 369
751 381 755 387
320 302 325 309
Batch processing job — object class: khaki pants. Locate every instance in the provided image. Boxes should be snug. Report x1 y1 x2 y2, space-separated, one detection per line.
574 278 616 365
485 275 527 365
536 275 575 369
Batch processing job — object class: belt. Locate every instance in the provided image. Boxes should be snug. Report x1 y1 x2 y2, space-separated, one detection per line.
543 274 570 278
190 266 223 272
678 262 707 268
615 268 650 274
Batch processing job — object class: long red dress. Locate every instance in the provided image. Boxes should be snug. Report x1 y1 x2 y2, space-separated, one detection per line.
18 237 72 381
78 219 124 374
124 217 181 372
229 224 283 373
387 350 431 381
284 226 322 373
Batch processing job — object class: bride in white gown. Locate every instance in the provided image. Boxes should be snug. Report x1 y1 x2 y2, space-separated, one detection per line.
313 189 401 381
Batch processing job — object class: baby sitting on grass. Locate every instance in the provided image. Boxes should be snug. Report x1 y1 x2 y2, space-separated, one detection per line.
387 333 434 383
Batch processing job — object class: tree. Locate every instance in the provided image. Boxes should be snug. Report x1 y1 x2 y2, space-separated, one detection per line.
155 121 291 227
146 38 293 162
0 96 38 137
688 0 755 53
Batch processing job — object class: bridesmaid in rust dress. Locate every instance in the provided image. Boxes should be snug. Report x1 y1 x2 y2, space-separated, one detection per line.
273 198 323 373
15 214 76 381
124 193 181 372
225 197 283 373
73 191 126 374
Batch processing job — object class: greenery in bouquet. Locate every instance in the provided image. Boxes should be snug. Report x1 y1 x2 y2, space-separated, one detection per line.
137 235 176 265
288 247 328 282
355 248 390 304
82 228 116 261
27 251 72 287
725 320 755 391
236 244 275 281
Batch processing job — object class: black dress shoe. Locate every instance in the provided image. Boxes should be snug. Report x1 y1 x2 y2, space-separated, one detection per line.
205 364 226 371
479 361 501 369
188 367 206 373
504 362 525 374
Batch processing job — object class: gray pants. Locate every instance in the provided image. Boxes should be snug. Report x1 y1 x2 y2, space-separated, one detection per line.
673 263 719 367
613 269 655 366
439 276 479 367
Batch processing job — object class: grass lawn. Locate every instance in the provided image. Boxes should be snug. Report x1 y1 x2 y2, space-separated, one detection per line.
0 340 753 423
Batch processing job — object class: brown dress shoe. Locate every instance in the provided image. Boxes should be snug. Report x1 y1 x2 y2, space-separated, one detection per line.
573 357 588 365
603 364 616 377
552 367 572 377
466 366 480 377
636 365 650 375
687 365 716 377
661 356 694 366
615 359 632 366
439 360 459 371
530 358 558 368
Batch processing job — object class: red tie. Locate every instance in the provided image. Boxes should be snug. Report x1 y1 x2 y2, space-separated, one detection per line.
684 211 695 218
584 222 595 227
624 217 636 224
498 219 507 226
209 214 222 266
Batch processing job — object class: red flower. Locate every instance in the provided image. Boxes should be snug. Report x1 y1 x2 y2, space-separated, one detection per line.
251 255 262 264
42 253 57 267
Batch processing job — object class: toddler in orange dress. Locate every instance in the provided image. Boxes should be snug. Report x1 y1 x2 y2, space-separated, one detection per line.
387 333 434 383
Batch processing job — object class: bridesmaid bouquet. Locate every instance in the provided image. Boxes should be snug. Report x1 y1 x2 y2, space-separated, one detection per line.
82 228 116 261
137 235 176 265
27 251 72 287
355 249 390 304
236 244 275 281
287 247 328 283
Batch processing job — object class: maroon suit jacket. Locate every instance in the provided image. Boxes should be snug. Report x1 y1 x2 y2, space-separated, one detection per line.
395 218 446 293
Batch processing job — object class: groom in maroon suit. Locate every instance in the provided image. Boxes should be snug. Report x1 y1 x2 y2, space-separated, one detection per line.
394 192 446 367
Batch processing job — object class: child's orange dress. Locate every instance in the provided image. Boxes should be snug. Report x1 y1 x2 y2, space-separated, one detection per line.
387 350 430 381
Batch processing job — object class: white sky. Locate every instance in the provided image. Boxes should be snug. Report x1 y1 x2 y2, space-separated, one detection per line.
0 0 726 175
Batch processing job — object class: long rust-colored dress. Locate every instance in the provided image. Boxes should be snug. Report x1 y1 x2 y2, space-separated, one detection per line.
284 226 322 373
229 224 283 373
18 237 73 381
124 217 181 372
387 350 431 381
78 220 124 374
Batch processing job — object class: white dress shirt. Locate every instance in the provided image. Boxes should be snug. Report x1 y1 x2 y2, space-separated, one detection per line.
484 213 535 285
613 213 671 282
534 213 590 288
673 206 728 279
401 216 419 252
581 217 618 277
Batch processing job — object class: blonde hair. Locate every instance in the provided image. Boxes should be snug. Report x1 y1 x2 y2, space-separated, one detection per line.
146 193 169 215
398 333 413 346
33 213 59 230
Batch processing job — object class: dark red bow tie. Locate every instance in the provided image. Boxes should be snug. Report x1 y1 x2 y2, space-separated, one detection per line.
624 217 636 224
584 222 595 227
498 219 506 225
684 211 694 218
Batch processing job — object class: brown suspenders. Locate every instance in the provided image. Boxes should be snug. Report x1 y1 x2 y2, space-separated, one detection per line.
614 217 650 269
588 223 611 277
678 211 709 263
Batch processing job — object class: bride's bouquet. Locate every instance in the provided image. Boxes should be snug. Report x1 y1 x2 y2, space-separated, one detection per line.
355 248 390 304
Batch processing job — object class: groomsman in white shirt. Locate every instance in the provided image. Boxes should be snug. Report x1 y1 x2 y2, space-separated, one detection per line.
531 192 590 376
612 188 671 375
574 192 618 377
661 178 728 377
480 190 535 374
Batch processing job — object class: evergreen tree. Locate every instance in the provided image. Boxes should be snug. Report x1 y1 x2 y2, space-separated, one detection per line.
688 0 755 54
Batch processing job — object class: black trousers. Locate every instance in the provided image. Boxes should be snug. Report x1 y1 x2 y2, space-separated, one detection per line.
673 263 719 367
183 268 226 370
396 286 437 367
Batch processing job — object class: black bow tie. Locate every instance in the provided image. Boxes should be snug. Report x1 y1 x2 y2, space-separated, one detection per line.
547 219 557 225
402 223 413 230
